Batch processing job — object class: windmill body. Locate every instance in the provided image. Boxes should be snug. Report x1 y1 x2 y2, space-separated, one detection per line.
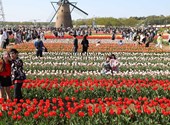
50 0 88 28
56 3 72 28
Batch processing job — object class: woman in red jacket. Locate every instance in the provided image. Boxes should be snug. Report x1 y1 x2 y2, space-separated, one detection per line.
0 51 12 100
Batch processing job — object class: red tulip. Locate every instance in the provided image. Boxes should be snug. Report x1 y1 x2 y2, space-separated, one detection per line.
109 109 114 115
0 98 4 104
59 113 64 118
94 107 100 114
12 115 17 120
65 112 71 119
52 98 57 104
71 97 76 101
88 111 93 117
52 106 57 111
24 111 30 117
78 111 85 117
90 99 95 104
44 113 49 118
0 111 3 117
8 111 12 116
33 114 39 119
17 115 22 120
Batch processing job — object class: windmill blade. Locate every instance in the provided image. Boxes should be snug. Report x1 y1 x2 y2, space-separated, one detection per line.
68 2 88 16
47 9 56 22
51 2 58 11
50 4 61 23
72 7 88 19
70 2 77 13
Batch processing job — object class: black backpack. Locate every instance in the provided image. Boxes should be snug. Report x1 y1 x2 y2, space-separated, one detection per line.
36 40 42 49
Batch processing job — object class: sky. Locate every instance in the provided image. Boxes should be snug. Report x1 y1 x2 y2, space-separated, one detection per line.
2 0 170 22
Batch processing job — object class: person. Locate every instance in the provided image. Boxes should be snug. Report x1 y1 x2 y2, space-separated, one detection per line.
0 30 5 50
73 35 78 55
81 35 89 55
10 49 26 102
2 28 8 49
96 41 101 47
110 54 119 73
0 52 12 100
155 34 163 49
136 33 142 45
118 40 123 45
145 34 151 47
168 33 170 46
34 35 45 57
0 57 4 99
101 55 112 75
112 32 115 41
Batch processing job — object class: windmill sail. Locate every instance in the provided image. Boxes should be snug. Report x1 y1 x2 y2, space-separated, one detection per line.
68 2 88 16
49 0 88 28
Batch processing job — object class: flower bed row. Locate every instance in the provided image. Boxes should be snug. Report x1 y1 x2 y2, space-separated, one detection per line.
1 52 170 80
0 97 170 124
9 78 169 100
11 42 169 53
16 52 170 80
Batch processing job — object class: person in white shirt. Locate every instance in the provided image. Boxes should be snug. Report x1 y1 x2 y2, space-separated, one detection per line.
2 29 8 49
155 34 163 49
0 30 5 49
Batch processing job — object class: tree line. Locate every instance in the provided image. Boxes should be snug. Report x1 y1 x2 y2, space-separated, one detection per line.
73 15 170 27
1 15 170 27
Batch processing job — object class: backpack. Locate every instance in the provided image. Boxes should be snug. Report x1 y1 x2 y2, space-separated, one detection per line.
0 59 5 72
36 40 42 49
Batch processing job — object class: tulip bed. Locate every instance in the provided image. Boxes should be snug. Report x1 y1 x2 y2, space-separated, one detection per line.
11 41 170 53
1 43 170 124
22 52 170 80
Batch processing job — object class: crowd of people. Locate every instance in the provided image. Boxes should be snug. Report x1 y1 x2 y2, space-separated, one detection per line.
0 27 45 48
0 49 26 105
0 25 169 47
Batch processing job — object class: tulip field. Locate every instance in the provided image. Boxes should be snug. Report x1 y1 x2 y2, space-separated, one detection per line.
0 41 170 125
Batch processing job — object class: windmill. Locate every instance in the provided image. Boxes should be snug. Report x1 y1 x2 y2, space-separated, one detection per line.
50 0 88 28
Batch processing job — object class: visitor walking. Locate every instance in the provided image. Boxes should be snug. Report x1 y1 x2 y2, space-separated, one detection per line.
34 35 45 57
155 34 163 49
73 35 78 55
81 35 89 55
0 30 5 50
